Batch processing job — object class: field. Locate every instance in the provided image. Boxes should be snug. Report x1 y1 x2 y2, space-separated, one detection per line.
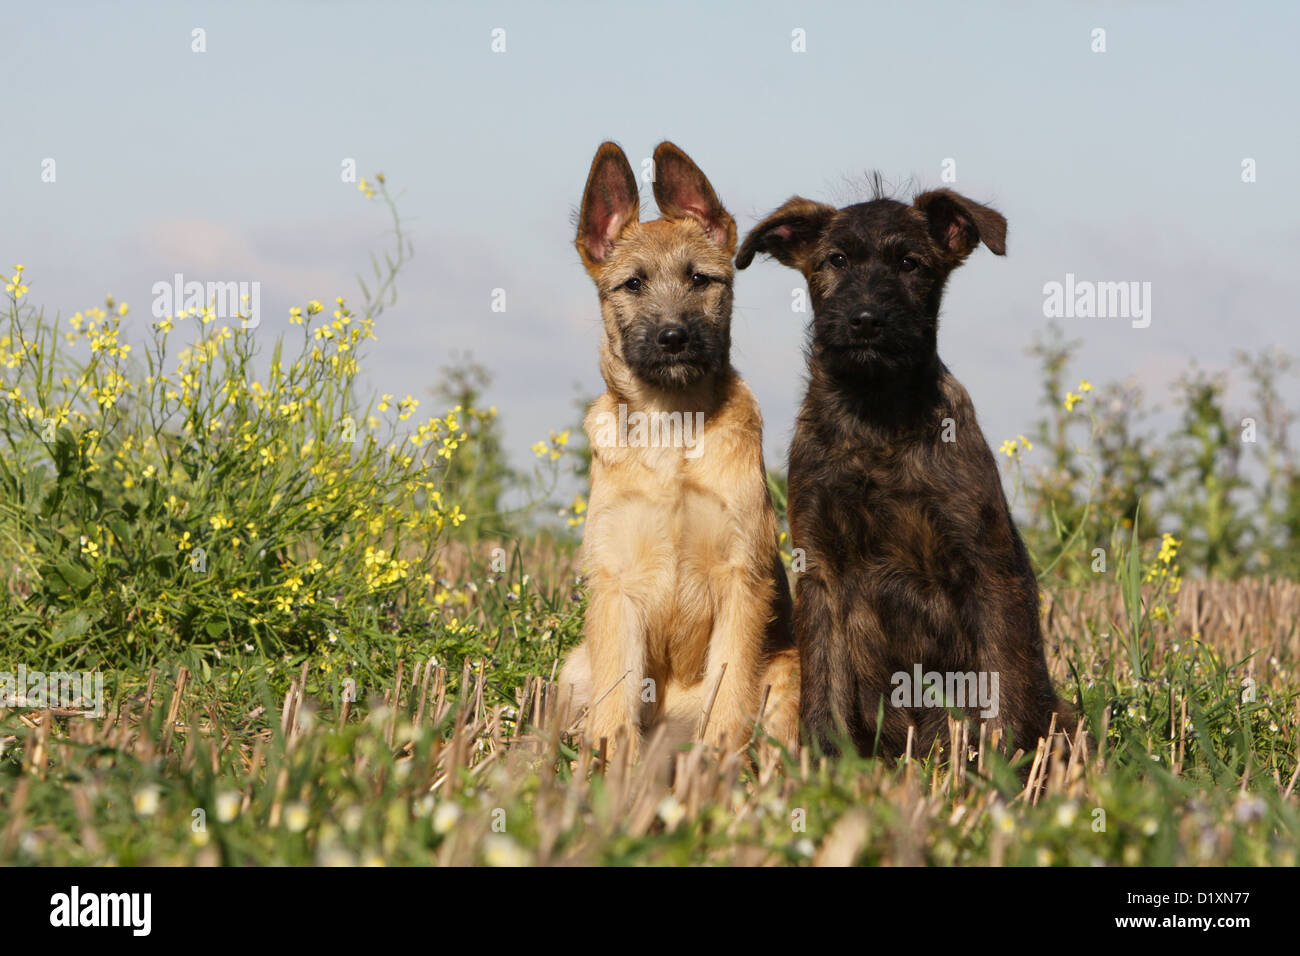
2 187 1297 866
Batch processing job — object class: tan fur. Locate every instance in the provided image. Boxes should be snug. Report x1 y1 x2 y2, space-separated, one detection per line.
559 142 798 760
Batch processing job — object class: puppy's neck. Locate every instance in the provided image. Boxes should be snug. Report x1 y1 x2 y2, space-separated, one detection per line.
812 353 948 434
600 351 734 417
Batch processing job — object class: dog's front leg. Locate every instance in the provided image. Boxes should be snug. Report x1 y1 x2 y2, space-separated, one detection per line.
581 585 648 761
964 575 1064 755
698 568 766 752
794 570 842 755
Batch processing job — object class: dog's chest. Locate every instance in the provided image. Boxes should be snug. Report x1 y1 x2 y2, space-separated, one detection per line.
600 447 736 560
585 438 743 655
799 441 979 586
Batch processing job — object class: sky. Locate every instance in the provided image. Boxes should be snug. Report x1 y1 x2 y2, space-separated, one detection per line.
5 0 1298 492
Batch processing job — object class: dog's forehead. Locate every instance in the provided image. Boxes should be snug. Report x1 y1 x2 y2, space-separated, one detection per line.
828 200 929 245
617 218 731 269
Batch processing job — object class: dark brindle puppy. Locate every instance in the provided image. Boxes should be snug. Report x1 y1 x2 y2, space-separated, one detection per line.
737 185 1071 759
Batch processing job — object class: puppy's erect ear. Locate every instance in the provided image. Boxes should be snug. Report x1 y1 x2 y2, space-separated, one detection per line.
652 142 737 254
735 197 835 274
576 142 640 270
912 189 1007 261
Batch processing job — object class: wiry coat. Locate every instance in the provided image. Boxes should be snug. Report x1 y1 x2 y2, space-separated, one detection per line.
787 359 1061 756
738 187 1068 758
559 142 798 760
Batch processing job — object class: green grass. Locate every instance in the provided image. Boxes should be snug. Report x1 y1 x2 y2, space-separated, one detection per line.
2 567 1297 866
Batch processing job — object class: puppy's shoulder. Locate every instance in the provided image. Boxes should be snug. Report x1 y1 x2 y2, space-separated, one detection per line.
938 368 976 418
692 371 770 496
583 392 618 427
714 369 764 434
582 392 622 464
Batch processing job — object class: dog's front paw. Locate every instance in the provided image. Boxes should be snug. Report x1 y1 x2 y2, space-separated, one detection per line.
585 707 641 764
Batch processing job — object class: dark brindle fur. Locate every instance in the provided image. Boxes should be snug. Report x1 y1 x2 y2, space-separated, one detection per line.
737 185 1071 759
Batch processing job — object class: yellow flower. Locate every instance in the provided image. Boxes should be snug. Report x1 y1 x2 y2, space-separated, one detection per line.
1063 392 1081 411
5 265 29 298
568 493 587 527
998 439 1018 457
1016 434 1033 452
1078 379 1093 393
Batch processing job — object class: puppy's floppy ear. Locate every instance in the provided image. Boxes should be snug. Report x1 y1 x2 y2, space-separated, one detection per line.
735 197 835 273
912 189 1007 260
576 142 640 271
652 141 737 254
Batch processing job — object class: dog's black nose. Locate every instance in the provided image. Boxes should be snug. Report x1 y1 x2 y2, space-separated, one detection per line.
848 310 877 339
657 326 689 353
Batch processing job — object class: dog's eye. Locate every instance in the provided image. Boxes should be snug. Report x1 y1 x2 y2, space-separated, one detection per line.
622 277 643 293
828 253 848 269
690 273 712 288
900 256 919 272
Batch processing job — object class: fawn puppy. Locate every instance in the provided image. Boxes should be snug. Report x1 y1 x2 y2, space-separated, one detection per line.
736 184 1070 759
558 141 799 760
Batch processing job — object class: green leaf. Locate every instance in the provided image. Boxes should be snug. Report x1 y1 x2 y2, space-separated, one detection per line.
47 560 94 592
1186 690 1227 782
51 609 92 644
106 515 134 546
